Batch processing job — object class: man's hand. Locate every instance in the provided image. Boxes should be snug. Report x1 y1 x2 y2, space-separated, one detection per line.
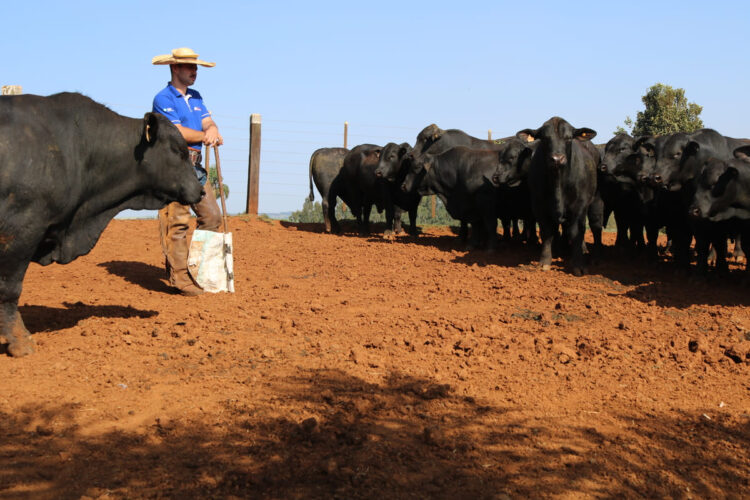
202 118 223 146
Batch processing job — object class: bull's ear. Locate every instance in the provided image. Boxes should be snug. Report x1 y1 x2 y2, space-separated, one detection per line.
374 148 382 159
634 137 655 157
574 128 597 141
685 141 700 157
518 145 533 166
516 128 536 142
399 143 411 157
143 112 159 145
733 145 750 162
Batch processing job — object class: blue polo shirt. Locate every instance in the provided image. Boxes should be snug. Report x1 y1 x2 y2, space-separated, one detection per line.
152 83 211 151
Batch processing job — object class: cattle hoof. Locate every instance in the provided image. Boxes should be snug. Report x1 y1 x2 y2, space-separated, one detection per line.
8 339 35 357
541 264 551 271
572 267 584 277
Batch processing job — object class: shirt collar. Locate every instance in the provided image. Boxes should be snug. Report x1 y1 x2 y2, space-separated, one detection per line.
166 83 192 98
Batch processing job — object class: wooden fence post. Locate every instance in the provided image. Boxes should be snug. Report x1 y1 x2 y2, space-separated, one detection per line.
246 113 261 215
431 195 436 219
488 129 492 141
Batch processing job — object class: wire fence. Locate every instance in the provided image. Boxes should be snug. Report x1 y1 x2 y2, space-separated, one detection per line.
106 100 497 218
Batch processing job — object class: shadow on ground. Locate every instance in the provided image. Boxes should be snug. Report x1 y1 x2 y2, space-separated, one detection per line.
98 261 174 294
1 369 747 498
19 303 158 334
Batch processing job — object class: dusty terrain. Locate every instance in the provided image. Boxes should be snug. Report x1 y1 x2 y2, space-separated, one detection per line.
1 216 749 499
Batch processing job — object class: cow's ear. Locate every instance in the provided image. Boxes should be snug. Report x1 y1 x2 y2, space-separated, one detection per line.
518 145 533 165
374 148 382 159
516 129 536 142
574 128 597 141
685 141 700 157
634 137 655 157
143 113 159 145
733 145 750 162
398 144 411 157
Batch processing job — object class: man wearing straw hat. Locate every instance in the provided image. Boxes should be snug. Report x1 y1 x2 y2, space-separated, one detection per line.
152 47 222 296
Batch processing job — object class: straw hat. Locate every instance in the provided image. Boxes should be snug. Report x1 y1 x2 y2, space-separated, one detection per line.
151 47 215 67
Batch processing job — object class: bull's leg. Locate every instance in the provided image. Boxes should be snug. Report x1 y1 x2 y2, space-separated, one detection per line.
613 209 629 249
512 219 521 242
630 219 645 253
327 194 340 234
361 204 372 235
525 217 539 246
500 218 511 242
484 214 499 251
458 221 469 243
732 234 746 262
408 206 419 236
0 264 34 357
538 219 554 270
467 217 481 250
713 235 729 275
645 223 660 261
568 218 586 276
392 206 404 234
322 198 332 233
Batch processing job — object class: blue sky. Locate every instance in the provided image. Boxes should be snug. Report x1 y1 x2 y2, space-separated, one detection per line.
3 1 748 215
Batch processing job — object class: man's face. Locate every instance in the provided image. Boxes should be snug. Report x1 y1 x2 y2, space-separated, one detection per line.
172 63 198 86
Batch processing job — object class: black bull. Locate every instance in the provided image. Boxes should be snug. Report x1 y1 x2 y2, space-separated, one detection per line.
0 92 203 357
517 117 599 276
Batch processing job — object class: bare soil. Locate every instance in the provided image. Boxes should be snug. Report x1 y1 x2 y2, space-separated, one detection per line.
1 216 749 499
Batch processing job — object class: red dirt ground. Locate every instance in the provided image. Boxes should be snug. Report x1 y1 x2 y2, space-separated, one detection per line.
1 216 749 499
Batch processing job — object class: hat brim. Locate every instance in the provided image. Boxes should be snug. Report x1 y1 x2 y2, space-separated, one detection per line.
152 54 215 67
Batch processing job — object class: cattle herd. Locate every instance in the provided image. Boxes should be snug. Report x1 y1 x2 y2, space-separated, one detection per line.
2 91 750 359
309 117 750 278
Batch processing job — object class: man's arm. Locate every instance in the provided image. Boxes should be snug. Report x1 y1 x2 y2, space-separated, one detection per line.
202 117 223 146
173 119 223 146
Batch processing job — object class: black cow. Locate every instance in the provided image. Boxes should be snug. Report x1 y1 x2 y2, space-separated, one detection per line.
690 146 750 275
374 142 420 235
404 146 506 249
516 117 599 276
490 138 537 244
401 124 500 238
329 144 395 235
622 135 675 260
307 147 348 233
408 124 497 161
598 133 647 251
0 92 203 357
691 146 750 222
649 129 750 272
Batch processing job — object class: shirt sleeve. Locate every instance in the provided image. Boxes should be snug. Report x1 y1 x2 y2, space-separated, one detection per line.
153 94 182 125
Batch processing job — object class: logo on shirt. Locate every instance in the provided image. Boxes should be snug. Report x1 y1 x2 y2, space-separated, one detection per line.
194 107 201 111
163 107 174 112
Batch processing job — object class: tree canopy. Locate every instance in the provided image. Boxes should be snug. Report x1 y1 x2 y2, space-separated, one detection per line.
616 83 704 136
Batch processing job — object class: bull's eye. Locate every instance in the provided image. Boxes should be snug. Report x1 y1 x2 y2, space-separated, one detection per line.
673 153 681 159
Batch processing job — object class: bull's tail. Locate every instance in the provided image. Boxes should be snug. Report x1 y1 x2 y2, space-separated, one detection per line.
308 152 316 202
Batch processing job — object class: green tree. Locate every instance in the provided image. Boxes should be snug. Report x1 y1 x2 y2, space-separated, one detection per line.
208 167 229 201
617 83 704 136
